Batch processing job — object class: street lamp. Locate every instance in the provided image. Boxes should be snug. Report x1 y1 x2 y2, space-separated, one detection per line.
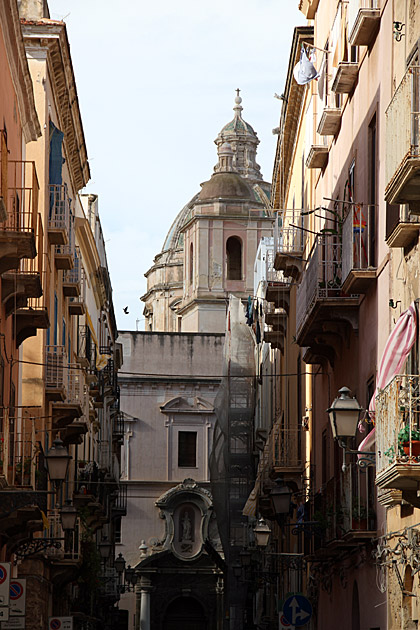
270 480 292 516
253 518 271 547
98 536 112 562
45 438 71 484
327 387 375 468
114 552 126 575
60 499 77 531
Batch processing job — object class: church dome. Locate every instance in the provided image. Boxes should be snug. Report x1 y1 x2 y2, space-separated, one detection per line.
214 90 262 181
198 172 254 201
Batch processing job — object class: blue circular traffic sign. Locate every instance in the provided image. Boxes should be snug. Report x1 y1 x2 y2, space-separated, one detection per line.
10 581 23 599
50 620 61 630
283 595 312 627
0 565 7 585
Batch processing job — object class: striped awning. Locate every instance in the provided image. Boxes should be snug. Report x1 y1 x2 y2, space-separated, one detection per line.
359 302 418 451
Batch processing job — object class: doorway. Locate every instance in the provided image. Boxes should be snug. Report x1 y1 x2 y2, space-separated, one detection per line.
163 596 207 630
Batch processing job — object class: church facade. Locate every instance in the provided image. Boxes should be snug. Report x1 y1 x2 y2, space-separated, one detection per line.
142 92 273 334
118 93 272 629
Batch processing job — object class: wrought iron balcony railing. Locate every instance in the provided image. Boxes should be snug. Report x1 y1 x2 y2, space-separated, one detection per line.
273 210 306 259
45 345 85 407
375 374 420 478
296 235 342 336
342 204 376 293
48 183 71 240
44 509 82 562
265 246 291 285
385 66 420 204
1 160 39 234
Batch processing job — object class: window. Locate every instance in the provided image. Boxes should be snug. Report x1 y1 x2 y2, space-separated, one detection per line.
115 517 122 544
226 236 242 280
178 431 197 467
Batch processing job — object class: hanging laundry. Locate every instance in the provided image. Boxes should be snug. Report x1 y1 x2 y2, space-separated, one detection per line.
293 47 320 85
246 296 253 325
256 320 261 344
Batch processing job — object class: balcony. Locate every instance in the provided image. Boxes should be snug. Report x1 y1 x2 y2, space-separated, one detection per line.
68 267 86 316
2 213 44 318
76 324 97 376
46 346 84 427
340 463 377 542
273 211 305 281
269 421 303 477
348 0 381 47
0 160 39 274
0 432 47 546
306 465 376 555
48 183 71 245
265 245 292 314
299 0 320 19
342 205 377 293
306 145 328 169
317 107 342 136
44 509 82 564
296 236 359 365
385 203 420 248
112 411 125 445
62 246 81 296
111 482 127 517
331 62 359 93
385 66 420 205
375 375 420 506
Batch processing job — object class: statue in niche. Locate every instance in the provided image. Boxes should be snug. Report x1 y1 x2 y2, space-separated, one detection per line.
179 507 194 552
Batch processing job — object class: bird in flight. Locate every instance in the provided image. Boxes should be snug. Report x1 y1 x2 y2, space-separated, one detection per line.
123 306 129 314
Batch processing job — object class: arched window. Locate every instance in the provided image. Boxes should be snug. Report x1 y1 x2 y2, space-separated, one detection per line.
226 236 242 280
189 243 194 286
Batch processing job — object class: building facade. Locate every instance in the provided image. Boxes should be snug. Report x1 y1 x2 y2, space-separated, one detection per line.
248 1 420 629
0 2 125 629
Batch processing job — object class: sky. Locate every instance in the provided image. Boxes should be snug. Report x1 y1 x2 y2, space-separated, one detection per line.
48 0 305 331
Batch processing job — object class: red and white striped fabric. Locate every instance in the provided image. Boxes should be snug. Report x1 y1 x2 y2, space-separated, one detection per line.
359 302 418 451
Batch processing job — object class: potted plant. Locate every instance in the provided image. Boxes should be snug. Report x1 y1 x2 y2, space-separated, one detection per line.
398 425 420 457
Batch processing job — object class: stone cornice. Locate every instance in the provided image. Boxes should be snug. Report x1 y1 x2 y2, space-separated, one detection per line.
21 19 90 191
272 26 314 208
0 1 41 142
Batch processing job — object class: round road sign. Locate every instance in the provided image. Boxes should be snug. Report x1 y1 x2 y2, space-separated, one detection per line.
50 620 61 630
0 565 7 585
10 581 23 600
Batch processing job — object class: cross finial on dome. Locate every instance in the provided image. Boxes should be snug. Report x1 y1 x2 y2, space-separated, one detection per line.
234 88 243 116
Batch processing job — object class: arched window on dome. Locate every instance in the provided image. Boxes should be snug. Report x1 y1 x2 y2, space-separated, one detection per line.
226 236 242 281
189 243 194 286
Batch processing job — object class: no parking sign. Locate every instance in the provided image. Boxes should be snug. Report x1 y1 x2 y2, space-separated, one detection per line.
9 579 26 616
49 618 73 630
0 564 10 607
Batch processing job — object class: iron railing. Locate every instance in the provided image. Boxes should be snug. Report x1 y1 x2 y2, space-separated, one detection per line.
1 160 39 233
77 324 96 370
63 245 81 285
44 509 82 562
296 235 342 336
266 246 291 285
113 412 125 441
375 374 420 474
45 345 85 406
342 204 375 280
340 463 376 533
273 209 306 257
385 66 420 190
48 183 71 232
270 422 302 469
